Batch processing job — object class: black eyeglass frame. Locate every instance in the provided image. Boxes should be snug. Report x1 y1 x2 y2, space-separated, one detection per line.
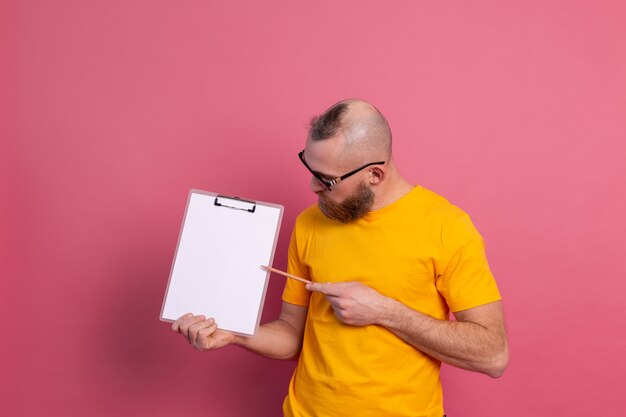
298 150 386 190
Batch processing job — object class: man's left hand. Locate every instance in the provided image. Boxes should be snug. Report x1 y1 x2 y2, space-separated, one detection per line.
306 281 391 326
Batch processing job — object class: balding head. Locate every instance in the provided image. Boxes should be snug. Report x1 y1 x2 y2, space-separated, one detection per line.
308 99 392 163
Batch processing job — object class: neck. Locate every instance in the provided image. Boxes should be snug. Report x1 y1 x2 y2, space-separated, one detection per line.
370 162 414 210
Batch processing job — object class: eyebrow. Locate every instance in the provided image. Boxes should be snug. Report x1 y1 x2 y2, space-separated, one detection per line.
301 152 338 179
311 169 336 179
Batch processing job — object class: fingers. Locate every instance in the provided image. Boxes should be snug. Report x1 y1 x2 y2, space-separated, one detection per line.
172 313 193 332
171 313 234 352
188 318 216 346
196 324 219 349
172 314 216 344
179 315 206 342
306 282 343 296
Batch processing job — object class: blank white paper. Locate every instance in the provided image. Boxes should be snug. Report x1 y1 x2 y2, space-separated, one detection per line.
160 191 283 336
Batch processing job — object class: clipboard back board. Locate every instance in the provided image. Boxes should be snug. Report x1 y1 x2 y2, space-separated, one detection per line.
160 189 284 337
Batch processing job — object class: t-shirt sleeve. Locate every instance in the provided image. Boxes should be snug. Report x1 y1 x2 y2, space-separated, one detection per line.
281 221 312 307
435 212 502 312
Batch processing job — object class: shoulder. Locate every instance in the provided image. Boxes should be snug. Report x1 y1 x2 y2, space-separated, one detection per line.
413 187 483 244
415 186 469 223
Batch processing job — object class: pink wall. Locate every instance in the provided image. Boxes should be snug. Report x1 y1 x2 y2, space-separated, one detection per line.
2 1 625 416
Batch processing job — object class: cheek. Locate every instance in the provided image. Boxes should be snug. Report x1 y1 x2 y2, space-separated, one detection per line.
320 191 345 205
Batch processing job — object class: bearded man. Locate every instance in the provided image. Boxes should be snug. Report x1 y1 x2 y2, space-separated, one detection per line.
173 99 509 417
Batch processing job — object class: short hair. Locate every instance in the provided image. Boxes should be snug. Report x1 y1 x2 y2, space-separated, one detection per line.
308 102 349 141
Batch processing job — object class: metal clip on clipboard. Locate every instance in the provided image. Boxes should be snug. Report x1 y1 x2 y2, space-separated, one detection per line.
214 195 257 213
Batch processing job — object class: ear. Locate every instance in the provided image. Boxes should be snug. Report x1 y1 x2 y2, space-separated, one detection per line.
368 166 385 185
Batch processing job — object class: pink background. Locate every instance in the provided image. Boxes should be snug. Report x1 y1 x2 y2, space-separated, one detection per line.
2 1 625 416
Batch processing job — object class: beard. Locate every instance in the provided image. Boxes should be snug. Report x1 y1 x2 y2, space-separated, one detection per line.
317 182 375 223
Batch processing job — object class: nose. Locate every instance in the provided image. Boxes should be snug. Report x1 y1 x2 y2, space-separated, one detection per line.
310 176 327 193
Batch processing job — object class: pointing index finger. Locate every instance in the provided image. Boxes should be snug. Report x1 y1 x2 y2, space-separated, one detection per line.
306 282 342 296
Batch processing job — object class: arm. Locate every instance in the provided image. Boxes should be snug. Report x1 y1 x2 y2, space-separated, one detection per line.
172 301 308 360
306 281 509 378
235 301 308 359
380 298 509 378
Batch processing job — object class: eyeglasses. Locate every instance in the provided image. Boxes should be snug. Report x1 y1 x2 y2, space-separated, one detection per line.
298 150 385 191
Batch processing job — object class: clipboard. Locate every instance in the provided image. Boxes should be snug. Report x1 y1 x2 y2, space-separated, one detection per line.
160 189 284 337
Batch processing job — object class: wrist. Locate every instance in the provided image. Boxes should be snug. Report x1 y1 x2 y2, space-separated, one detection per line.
231 334 246 347
376 296 405 328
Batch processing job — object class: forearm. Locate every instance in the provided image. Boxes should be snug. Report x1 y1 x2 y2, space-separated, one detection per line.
233 318 303 360
378 299 508 377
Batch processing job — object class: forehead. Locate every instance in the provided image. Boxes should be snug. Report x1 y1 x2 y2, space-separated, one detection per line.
304 136 352 175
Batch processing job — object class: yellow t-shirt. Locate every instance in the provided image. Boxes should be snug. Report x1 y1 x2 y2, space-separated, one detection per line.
281 185 502 417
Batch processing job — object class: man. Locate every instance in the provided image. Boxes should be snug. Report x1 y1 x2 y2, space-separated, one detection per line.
172 99 509 417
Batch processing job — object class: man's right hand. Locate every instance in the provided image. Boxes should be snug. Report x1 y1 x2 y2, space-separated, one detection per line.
172 313 237 351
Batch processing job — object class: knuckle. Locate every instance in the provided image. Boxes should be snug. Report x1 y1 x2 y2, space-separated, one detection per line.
197 340 208 351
